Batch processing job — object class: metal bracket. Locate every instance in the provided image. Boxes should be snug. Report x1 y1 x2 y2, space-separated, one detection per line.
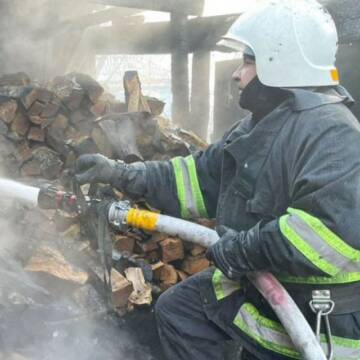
309 290 335 360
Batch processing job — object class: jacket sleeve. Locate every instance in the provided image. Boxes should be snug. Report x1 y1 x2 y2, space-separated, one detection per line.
213 105 360 282
143 136 225 218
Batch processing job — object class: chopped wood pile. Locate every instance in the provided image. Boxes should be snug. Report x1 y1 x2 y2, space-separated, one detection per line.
0 70 213 324
0 71 207 180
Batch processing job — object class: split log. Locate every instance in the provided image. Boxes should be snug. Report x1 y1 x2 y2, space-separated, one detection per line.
159 264 178 284
27 126 45 142
20 146 63 179
111 268 134 308
151 232 170 243
159 237 184 263
21 87 52 110
181 255 210 275
67 135 98 155
113 235 136 254
125 267 152 306
153 125 190 157
0 99 17 124
69 72 104 104
49 75 85 111
70 109 95 135
10 112 29 137
29 115 47 126
50 113 69 129
41 100 61 118
25 245 89 285
45 114 70 155
28 100 46 116
190 244 206 257
136 238 159 253
144 96 165 116
123 71 151 113
91 266 133 308
159 264 178 290
152 261 165 280
95 113 143 161
177 128 208 150
177 270 188 282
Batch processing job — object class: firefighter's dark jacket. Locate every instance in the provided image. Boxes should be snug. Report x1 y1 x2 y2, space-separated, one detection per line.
136 86 360 354
145 86 360 279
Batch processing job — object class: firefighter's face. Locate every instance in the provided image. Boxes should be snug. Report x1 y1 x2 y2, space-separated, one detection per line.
232 56 257 90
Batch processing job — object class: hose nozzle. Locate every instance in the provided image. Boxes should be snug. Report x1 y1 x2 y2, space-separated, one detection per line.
38 186 78 213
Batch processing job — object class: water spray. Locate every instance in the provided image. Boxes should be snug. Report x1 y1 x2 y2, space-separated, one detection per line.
0 178 40 206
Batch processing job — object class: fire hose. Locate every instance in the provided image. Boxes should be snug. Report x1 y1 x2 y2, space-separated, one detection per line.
36 186 327 359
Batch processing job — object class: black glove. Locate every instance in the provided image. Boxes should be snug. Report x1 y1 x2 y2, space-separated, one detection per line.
74 154 125 185
74 154 148 198
206 224 260 280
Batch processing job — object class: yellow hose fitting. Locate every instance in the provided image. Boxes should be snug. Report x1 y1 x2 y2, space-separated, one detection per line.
126 208 159 231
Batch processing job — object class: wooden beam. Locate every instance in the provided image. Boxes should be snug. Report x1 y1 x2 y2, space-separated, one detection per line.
171 11 190 128
89 0 204 16
85 14 239 55
190 50 211 139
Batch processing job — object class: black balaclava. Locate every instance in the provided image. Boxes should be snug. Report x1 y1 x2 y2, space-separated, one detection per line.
239 75 290 121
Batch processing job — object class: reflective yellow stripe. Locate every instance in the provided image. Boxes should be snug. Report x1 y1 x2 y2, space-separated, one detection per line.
171 157 190 219
171 156 208 219
212 269 241 301
185 156 208 218
279 208 360 284
233 303 360 359
279 215 339 276
288 208 360 262
278 273 360 285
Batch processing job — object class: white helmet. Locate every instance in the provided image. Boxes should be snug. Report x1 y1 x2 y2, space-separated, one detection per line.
218 0 339 87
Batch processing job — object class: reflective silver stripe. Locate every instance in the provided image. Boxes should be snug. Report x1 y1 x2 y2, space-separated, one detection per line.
288 215 360 273
329 341 360 359
212 269 241 300
234 304 296 355
177 158 199 217
234 303 360 359
221 276 242 298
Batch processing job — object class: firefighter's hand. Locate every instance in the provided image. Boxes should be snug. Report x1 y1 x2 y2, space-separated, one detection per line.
74 154 125 185
206 225 258 280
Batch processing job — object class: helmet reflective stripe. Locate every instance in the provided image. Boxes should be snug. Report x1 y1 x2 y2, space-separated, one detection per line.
218 0 339 88
233 303 360 359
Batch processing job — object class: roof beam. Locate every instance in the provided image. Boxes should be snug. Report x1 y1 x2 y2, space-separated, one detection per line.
89 0 204 16
86 14 239 55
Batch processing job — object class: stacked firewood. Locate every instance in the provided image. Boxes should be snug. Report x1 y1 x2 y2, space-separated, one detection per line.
0 71 207 180
0 70 212 314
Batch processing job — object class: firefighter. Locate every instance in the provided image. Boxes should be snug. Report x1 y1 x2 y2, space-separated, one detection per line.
74 0 360 358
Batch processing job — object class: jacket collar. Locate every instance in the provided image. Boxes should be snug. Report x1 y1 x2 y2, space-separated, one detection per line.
285 85 354 112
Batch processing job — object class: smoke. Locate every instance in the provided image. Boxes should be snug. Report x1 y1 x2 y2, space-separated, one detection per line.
0 0 101 80
0 178 158 360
